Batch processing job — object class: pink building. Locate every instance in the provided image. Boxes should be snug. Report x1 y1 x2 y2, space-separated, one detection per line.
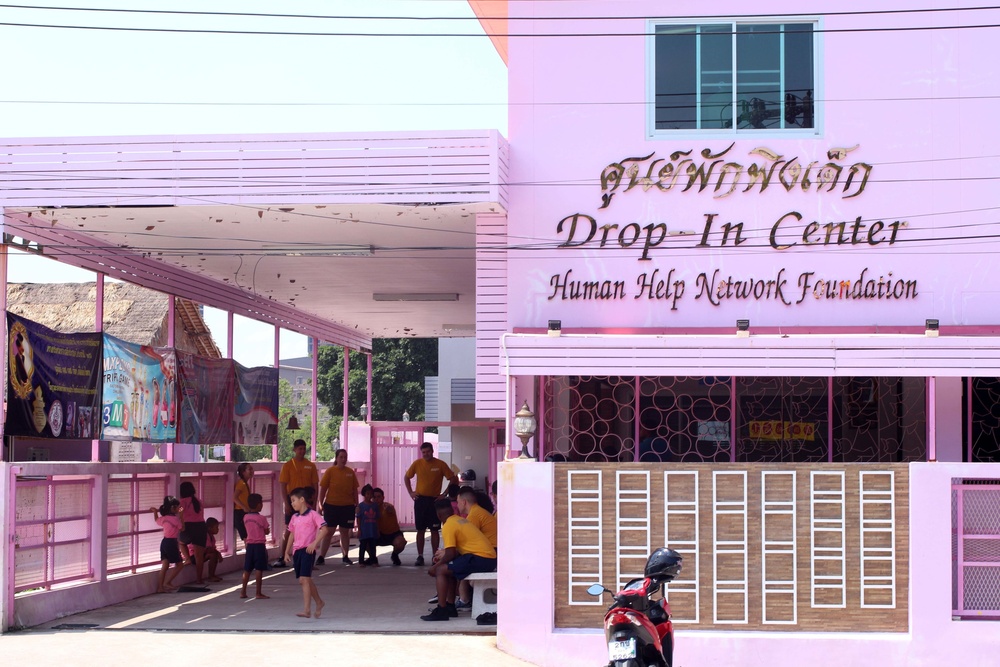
469 2 1000 666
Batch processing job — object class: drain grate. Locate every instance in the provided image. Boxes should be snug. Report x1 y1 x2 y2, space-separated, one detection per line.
51 623 100 630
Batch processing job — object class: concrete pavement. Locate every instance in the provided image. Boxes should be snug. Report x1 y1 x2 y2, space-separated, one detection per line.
1 536 535 666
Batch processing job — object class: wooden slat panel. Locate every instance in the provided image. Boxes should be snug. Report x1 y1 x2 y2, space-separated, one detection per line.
554 463 909 633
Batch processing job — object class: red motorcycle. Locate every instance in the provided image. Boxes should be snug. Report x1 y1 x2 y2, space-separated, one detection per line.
588 547 683 667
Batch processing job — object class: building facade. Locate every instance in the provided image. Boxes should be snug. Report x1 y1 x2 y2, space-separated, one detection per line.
477 2 1000 665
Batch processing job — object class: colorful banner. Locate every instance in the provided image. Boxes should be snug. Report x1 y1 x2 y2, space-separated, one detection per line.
235 364 278 445
6 313 103 439
178 352 235 445
101 335 177 442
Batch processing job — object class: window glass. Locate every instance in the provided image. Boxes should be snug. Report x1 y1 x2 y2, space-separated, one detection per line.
699 25 732 129
736 24 781 129
654 25 697 129
654 21 814 132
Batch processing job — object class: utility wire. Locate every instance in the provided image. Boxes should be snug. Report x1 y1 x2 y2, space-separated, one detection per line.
0 3 997 22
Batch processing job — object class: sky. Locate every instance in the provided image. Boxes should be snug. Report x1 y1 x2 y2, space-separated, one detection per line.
1 1 508 366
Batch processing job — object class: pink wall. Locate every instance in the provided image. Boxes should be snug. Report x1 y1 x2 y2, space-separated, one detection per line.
504 2 1000 332
497 461 1000 666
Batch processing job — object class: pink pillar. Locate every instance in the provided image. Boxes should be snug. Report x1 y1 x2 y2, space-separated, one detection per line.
223 309 233 462
311 339 319 462
92 274 104 462
342 345 350 451
272 326 280 461
366 352 373 422
165 297 176 463
538 375 546 459
967 377 974 462
730 376 738 462
928 376 937 462
827 376 835 463
0 244 6 462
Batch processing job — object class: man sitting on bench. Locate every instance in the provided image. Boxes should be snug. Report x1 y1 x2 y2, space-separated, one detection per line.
420 498 497 621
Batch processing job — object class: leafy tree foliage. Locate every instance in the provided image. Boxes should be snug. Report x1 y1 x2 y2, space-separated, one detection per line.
316 338 437 423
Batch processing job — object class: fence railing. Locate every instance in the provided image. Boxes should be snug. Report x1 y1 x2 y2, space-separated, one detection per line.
8 462 282 598
952 479 1000 618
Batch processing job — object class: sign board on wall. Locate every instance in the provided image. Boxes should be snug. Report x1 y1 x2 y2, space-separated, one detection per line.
510 143 991 329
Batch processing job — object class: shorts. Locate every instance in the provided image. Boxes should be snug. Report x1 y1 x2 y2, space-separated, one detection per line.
243 543 268 572
323 503 356 529
377 530 404 547
447 553 497 581
160 537 182 564
234 509 247 541
179 521 208 548
414 496 440 532
293 547 315 579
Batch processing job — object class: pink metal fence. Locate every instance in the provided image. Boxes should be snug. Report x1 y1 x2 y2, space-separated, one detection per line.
9 463 281 605
13 477 94 593
371 426 423 528
106 473 169 576
952 479 1000 618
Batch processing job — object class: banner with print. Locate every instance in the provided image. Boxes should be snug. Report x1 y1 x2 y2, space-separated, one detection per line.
6 312 103 439
177 352 235 444
235 363 279 445
101 334 177 442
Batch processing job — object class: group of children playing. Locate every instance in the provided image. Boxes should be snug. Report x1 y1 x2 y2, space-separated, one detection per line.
150 481 386 617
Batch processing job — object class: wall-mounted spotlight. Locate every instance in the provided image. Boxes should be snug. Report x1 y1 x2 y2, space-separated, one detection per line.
736 319 750 338
548 320 562 337
925 319 940 337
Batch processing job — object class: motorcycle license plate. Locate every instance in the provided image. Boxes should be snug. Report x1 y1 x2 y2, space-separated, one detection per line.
608 638 637 661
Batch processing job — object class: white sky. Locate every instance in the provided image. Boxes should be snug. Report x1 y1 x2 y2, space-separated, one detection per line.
1 1 507 366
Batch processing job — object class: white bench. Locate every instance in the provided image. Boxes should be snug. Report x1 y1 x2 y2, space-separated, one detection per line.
465 571 498 618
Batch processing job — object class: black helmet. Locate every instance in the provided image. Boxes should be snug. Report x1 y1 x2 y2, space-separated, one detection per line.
461 469 477 482
644 548 683 581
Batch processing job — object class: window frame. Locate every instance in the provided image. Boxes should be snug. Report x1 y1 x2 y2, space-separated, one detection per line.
646 16 823 139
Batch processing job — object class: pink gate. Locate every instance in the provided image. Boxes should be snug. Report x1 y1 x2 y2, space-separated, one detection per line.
952 479 1000 618
371 426 424 529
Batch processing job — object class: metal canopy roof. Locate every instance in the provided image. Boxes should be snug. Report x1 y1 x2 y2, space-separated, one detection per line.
0 130 510 349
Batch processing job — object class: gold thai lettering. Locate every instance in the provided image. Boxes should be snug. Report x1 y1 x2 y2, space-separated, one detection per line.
599 144 873 208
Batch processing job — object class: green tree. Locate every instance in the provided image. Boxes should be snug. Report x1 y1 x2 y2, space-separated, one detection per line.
316 338 437 423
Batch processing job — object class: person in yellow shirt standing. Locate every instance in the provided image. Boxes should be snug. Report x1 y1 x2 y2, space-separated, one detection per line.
404 442 457 566
316 448 359 566
421 498 497 621
273 439 319 568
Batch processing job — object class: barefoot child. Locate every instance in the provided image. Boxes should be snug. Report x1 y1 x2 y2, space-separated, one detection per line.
151 497 185 593
356 484 380 567
283 487 329 618
241 493 271 599
178 481 208 584
204 517 223 582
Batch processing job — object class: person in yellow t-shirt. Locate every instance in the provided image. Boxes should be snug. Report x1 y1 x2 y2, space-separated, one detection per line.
274 439 319 567
420 498 497 622
404 442 458 566
373 487 407 566
455 487 499 610
316 448 359 566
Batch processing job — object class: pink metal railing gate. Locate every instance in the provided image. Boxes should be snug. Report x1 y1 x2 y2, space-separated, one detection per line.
13 476 94 593
371 426 423 529
952 479 1000 618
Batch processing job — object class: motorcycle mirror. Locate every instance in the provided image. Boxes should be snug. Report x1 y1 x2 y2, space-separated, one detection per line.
586 583 606 596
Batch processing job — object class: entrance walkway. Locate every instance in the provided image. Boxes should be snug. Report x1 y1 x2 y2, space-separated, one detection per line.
26 535 494 635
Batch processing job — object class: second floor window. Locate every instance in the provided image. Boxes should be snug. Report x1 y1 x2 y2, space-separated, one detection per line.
653 22 816 132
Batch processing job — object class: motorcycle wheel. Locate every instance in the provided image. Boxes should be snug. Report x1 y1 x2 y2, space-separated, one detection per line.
611 660 646 667
661 634 673 667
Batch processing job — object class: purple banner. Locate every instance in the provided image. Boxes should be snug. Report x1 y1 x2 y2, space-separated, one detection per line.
6 312 102 439
235 364 278 445
101 334 177 442
177 352 235 445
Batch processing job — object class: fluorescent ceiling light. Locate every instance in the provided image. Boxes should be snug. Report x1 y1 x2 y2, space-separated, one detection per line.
373 293 459 302
261 245 373 257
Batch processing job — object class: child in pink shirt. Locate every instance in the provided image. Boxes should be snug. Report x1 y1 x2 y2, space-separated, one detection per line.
283 487 328 618
241 493 271 600
151 496 185 593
